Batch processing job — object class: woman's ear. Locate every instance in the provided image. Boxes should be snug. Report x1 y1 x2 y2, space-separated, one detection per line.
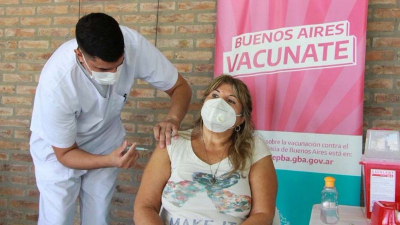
238 117 245 126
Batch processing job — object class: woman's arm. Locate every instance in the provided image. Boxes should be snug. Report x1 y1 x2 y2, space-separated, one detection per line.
242 155 278 225
133 145 171 225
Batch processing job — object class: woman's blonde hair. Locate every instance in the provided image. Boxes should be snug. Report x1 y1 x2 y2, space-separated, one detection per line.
193 75 255 173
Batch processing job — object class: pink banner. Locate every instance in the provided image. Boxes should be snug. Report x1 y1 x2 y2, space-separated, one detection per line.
215 0 366 135
215 1 368 224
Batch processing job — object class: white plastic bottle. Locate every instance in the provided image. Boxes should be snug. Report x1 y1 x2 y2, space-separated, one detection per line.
320 176 339 224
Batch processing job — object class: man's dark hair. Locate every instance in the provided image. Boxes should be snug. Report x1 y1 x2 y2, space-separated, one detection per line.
76 13 124 62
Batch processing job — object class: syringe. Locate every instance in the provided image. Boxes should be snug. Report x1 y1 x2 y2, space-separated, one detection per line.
126 146 148 151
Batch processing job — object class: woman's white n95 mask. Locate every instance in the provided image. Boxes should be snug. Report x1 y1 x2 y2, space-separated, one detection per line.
201 98 241 133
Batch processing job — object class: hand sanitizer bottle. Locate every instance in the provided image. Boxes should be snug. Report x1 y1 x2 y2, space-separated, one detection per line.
320 176 339 224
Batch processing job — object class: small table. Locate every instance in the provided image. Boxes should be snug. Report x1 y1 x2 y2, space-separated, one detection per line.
309 204 370 225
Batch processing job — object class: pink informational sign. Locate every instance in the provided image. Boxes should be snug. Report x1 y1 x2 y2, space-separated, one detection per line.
215 0 368 224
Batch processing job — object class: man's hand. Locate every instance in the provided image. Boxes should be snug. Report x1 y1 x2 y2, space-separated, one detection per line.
154 74 191 149
53 141 139 170
153 118 179 148
108 141 139 169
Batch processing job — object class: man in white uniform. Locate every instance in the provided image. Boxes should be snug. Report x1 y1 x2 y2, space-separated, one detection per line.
29 13 192 225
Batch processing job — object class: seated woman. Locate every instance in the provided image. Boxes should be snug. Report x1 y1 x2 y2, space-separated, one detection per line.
134 75 279 225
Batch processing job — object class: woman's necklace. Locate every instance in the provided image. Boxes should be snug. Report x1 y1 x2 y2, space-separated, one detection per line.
201 137 227 184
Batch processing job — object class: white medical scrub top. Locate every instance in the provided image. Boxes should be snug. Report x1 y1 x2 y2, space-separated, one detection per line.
30 26 178 162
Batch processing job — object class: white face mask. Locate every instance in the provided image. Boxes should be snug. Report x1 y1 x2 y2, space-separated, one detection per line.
201 98 242 133
81 53 122 85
